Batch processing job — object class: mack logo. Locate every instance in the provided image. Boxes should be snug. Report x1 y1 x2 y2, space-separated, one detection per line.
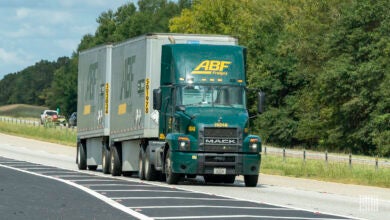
205 138 237 144
191 60 231 76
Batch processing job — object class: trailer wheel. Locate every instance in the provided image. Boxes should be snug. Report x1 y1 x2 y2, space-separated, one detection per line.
88 165 98 171
110 146 122 176
144 147 158 181
244 174 258 187
138 148 145 180
223 175 236 184
165 150 179 184
77 142 87 170
102 145 110 174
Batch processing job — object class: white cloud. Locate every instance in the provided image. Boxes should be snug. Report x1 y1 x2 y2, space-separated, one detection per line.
14 7 72 24
0 48 31 67
15 7 30 19
7 24 53 38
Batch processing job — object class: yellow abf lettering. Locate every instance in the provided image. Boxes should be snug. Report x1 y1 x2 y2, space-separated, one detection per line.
192 60 231 75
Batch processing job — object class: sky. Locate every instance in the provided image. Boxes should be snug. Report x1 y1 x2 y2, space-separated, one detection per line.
0 0 134 79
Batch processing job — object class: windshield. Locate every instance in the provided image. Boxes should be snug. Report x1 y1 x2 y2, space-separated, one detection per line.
178 85 246 109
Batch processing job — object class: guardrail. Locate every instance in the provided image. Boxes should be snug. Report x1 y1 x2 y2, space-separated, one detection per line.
263 146 390 169
0 116 77 132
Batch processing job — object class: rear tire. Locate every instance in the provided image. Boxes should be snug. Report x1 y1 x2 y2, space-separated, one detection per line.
77 142 87 170
102 145 110 174
244 174 258 187
165 150 179 184
110 145 122 176
138 148 145 180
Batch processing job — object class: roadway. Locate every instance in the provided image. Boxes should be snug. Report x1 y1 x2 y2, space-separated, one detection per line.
0 133 389 219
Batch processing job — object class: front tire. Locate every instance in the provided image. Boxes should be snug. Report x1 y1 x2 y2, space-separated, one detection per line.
110 145 122 176
77 142 87 170
165 150 179 184
244 174 259 187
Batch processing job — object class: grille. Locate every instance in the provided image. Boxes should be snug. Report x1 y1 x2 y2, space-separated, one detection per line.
204 127 237 137
204 145 237 152
205 156 235 163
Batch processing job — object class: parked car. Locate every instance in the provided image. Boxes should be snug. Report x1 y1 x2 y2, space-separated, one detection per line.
68 112 77 127
40 110 58 125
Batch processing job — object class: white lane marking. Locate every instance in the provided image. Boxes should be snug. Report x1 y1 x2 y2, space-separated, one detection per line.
112 197 232 201
129 205 290 210
67 179 118 182
38 171 79 174
85 184 156 187
0 156 357 220
52 175 94 178
24 167 58 170
9 164 44 167
95 189 191 193
0 161 26 163
147 183 361 220
0 164 153 220
153 215 345 220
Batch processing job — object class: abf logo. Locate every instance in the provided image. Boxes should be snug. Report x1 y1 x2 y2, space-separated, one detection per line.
191 60 231 76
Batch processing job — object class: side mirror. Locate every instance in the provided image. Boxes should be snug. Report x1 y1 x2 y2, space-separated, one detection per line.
176 105 186 112
257 91 265 114
153 88 161 110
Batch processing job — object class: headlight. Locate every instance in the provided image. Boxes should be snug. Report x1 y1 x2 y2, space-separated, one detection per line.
178 136 190 151
249 138 259 152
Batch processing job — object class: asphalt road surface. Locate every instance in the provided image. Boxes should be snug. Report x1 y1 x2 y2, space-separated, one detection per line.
0 133 389 219
0 164 136 220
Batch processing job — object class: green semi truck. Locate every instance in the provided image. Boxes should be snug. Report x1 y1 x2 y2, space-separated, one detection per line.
76 33 264 187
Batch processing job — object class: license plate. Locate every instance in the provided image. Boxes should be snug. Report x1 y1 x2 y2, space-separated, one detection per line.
213 168 226 175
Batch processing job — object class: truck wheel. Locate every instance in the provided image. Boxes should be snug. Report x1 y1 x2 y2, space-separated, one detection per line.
110 146 122 176
223 175 236 184
144 147 158 181
244 174 259 187
77 142 87 170
102 146 110 174
88 165 98 171
165 150 179 184
138 149 145 180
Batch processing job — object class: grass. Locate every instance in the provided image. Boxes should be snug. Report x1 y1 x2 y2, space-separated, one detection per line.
261 154 390 188
0 104 388 188
0 121 76 147
0 104 47 118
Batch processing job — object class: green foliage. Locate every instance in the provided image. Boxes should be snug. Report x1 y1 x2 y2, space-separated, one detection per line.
0 59 65 106
170 0 390 156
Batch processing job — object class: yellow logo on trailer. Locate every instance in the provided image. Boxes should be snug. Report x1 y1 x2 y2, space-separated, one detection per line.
191 60 231 76
145 78 150 113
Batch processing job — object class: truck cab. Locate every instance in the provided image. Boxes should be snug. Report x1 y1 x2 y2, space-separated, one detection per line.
154 44 261 186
